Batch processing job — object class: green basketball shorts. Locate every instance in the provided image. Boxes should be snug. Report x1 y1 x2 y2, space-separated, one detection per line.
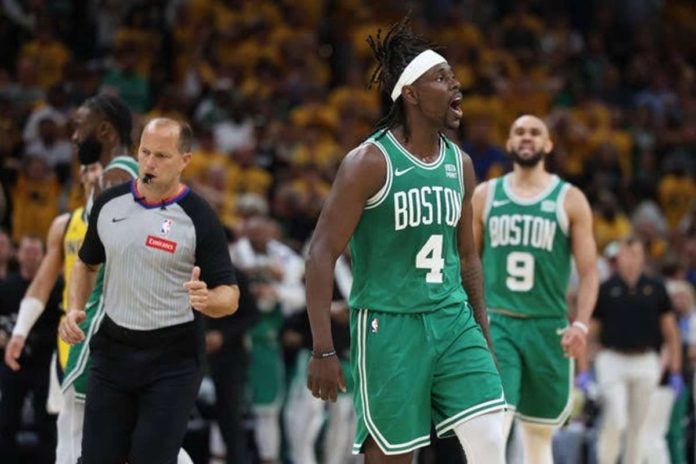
61 291 106 399
248 339 284 406
350 304 506 455
489 312 573 425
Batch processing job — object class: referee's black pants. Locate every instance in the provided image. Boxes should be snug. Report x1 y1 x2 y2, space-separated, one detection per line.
81 316 203 464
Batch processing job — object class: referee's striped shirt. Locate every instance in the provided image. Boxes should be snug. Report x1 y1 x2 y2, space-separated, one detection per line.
79 180 236 330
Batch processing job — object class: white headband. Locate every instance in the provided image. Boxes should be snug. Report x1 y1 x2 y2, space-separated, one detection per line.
390 50 448 102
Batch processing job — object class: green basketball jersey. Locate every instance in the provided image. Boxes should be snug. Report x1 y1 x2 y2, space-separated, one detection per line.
348 130 467 314
63 155 139 395
105 155 139 178
482 174 572 318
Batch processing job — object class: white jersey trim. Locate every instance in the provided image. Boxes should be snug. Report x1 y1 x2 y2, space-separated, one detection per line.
104 155 138 178
503 174 559 205
556 183 571 236
364 141 393 210
454 145 465 194
386 130 445 170
482 178 497 223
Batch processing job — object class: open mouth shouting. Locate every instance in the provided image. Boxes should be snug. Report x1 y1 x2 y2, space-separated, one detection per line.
449 94 463 119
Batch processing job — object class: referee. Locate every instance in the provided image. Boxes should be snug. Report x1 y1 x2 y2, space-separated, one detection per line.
60 118 239 464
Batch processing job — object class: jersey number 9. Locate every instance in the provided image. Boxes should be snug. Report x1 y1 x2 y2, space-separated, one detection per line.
506 251 535 291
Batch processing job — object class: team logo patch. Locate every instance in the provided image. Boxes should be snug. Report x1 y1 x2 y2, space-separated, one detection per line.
145 235 177 253
371 318 379 333
541 200 556 212
445 163 458 178
160 219 173 236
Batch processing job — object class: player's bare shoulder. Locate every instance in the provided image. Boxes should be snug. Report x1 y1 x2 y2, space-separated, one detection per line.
342 141 387 173
335 140 388 200
563 184 592 221
472 178 493 206
455 145 474 165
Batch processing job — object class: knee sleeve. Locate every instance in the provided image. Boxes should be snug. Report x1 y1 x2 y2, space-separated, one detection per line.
254 408 281 461
502 410 515 441
454 412 506 464
520 422 555 464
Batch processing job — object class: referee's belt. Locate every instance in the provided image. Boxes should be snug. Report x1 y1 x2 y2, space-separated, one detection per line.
99 315 197 350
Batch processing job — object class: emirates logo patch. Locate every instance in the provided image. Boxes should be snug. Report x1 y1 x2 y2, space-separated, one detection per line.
145 235 177 253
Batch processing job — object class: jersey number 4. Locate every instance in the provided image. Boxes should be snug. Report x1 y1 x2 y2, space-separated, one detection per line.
506 251 535 291
416 234 445 283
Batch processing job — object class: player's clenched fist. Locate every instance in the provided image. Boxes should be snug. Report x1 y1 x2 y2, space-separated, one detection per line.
561 324 587 359
59 309 86 344
184 266 208 312
307 352 346 403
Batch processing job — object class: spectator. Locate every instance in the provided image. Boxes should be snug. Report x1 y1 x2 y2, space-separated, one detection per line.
24 117 72 184
229 215 305 463
0 235 62 463
666 278 696 464
101 44 151 113
205 266 259 464
591 236 682 464
0 228 14 284
460 117 510 182
593 191 631 252
0 188 7 233
10 156 60 243
22 83 69 145
658 157 696 232
18 17 71 90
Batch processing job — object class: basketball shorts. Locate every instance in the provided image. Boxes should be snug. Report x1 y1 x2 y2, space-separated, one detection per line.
350 304 506 455
248 339 284 407
62 290 105 400
489 312 573 425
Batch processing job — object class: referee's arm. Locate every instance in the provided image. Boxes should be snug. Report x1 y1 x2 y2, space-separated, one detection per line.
184 265 239 318
200 285 239 317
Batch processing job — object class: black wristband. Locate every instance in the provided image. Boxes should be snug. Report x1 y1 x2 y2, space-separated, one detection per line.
311 349 337 359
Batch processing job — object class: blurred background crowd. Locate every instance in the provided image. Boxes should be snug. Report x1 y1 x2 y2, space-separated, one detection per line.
0 0 696 463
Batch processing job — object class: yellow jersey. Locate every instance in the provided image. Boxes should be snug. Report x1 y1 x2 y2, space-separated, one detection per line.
59 207 87 370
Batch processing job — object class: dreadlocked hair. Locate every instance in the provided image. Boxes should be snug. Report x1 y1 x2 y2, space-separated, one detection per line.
367 17 438 142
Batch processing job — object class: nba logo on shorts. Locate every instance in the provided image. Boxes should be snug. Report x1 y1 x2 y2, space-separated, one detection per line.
371 318 379 333
160 219 173 236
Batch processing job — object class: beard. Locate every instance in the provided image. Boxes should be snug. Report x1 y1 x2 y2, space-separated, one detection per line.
509 147 544 168
77 134 103 165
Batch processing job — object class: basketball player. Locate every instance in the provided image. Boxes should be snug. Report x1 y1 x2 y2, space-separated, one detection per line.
472 114 599 464
305 18 506 464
